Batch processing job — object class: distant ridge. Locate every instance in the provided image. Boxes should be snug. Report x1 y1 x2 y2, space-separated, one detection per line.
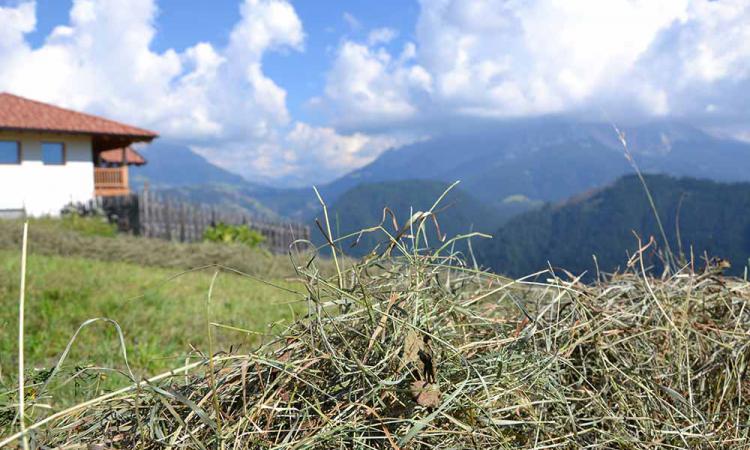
314 179 521 257
132 142 247 188
477 174 750 278
321 119 750 208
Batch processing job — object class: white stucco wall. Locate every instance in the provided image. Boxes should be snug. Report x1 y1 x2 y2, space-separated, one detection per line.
0 131 95 216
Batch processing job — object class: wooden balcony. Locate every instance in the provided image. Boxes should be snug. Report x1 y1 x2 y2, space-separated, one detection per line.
94 166 130 197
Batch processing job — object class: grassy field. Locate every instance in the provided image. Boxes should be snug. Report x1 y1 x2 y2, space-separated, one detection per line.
0 216 337 404
0 249 306 408
0 218 316 280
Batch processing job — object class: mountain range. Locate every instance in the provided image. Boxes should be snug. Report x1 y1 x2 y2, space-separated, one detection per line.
131 118 750 269
323 118 750 206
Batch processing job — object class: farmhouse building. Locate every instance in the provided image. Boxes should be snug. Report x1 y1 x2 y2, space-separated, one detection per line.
0 92 157 216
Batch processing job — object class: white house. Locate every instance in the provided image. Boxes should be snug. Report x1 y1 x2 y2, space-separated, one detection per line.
0 93 157 216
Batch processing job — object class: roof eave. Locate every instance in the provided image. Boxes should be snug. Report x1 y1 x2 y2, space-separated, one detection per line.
0 126 158 141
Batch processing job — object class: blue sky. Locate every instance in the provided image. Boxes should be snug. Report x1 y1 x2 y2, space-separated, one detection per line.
26 0 420 125
1 0 748 187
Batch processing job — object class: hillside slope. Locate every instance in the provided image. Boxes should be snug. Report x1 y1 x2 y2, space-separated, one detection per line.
477 174 750 278
317 180 527 256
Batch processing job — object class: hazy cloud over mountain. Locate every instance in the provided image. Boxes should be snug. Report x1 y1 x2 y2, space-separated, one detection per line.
322 0 749 134
0 0 747 186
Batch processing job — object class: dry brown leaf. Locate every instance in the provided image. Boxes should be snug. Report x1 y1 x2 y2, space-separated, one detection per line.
401 329 423 371
410 380 441 408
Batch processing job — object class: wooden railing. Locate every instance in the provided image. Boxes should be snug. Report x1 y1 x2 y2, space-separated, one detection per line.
94 167 130 196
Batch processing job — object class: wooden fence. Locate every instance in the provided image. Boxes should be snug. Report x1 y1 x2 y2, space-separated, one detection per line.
98 192 311 254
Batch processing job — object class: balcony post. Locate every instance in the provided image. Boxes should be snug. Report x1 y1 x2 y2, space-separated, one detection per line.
121 165 129 193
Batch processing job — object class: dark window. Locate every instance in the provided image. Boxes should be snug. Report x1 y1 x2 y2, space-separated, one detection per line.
42 142 65 165
0 141 20 164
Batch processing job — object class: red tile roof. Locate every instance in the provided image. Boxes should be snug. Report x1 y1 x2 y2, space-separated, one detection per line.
0 92 158 140
99 147 147 166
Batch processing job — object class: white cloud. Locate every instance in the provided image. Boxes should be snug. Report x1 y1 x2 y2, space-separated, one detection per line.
321 0 750 135
286 122 399 172
0 1 35 47
367 27 397 46
0 0 399 186
192 123 411 186
323 40 432 127
342 12 362 31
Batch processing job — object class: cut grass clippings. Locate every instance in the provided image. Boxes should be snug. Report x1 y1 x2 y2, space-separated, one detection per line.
3 241 749 448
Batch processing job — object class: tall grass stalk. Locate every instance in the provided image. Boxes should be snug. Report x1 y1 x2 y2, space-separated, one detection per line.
17 221 29 450
313 186 343 289
206 269 224 439
612 123 677 272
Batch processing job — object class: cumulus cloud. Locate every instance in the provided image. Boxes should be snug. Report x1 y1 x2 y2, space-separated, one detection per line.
321 0 750 136
323 41 432 127
0 0 394 186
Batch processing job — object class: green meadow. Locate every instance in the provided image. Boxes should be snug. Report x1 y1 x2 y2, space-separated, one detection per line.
0 220 309 411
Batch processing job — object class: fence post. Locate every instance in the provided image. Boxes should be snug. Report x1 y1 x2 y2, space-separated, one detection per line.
164 197 171 241
141 190 148 237
108 191 309 251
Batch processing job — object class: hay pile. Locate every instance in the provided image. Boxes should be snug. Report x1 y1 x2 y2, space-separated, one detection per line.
6 240 749 449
